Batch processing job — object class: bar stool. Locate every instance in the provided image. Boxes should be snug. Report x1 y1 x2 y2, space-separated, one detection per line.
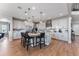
21 32 26 48
36 32 45 49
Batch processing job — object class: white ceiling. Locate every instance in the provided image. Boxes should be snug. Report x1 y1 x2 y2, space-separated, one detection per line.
0 3 70 21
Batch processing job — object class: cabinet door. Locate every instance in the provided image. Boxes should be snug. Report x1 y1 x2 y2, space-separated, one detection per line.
52 33 58 39
54 32 68 41
59 32 68 41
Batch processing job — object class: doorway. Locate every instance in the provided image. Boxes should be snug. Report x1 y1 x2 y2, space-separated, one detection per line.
0 22 10 41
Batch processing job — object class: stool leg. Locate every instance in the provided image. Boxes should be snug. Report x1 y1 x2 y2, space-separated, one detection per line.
27 38 29 51
33 38 34 47
40 38 41 49
21 38 24 46
23 39 26 48
21 38 22 44
44 38 45 47
27 44 28 51
36 37 37 46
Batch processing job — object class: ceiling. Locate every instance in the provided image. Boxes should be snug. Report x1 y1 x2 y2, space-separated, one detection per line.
0 3 70 21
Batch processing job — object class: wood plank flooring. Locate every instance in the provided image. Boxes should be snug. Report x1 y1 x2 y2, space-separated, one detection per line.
0 36 79 56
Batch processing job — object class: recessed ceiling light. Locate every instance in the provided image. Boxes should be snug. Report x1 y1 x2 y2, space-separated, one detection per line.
25 11 28 15
25 13 28 15
32 6 36 10
42 13 46 16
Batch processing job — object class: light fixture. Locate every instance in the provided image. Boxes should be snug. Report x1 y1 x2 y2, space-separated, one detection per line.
25 13 28 15
17 6 46 22
42 13 46 16
28 8 31 11
32 6 36 10
25 11 28 15
17 6 22 9
24 21 27 24
40 11 46 16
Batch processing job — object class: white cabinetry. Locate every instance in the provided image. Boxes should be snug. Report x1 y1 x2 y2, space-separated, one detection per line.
13 31 21 39
52 31 68 42
13 30 26 39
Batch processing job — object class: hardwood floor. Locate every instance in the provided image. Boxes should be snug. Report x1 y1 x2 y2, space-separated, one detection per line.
0 36 79 56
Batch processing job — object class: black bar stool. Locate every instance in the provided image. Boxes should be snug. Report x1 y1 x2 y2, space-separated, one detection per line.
36 32 45 49
21 32 26 48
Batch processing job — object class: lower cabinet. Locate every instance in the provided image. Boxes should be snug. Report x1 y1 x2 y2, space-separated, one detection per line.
53 32 68 42
13 31 21 39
